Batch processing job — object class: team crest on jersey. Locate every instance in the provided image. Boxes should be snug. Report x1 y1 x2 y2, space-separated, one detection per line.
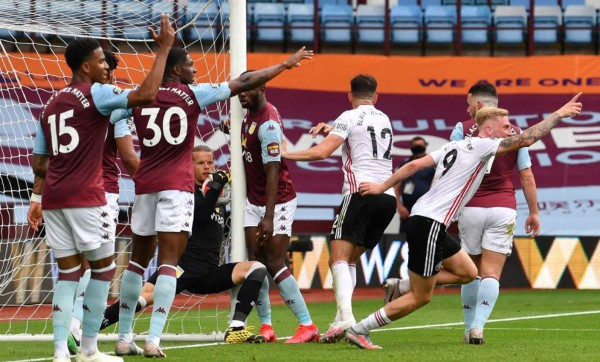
249 122 257 135
112 87 124 95
267 142 280 157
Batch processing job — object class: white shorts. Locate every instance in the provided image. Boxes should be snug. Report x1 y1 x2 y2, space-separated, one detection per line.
106 192 120 225
458 207 517 256
131 190 194 236
43 204 115 258
244 198 296 236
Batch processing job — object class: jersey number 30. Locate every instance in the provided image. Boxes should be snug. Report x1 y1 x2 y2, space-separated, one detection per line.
142 107 188 147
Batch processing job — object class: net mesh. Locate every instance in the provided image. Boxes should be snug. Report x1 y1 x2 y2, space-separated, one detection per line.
0 0 234 339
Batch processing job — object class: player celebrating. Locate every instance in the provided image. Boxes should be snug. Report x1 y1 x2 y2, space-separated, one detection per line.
284 75 396 343
451 82 540 344
27 15 174 362
99 146 267 344
114 47 314 357
67 50 140 355
350 94 582 350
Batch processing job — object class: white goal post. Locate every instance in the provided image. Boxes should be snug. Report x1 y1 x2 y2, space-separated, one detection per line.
0 0 246 342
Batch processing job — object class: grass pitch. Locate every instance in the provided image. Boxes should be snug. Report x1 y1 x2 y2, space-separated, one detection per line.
1 289 599 361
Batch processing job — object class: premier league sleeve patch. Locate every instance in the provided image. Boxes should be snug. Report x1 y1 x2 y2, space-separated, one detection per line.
112 87 124 95
267 142 280 157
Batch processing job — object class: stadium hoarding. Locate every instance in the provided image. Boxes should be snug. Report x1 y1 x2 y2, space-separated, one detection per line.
289 234 600 290
1 54 599 234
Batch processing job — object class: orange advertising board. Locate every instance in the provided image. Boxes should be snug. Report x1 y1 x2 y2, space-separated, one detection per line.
2 52 599 95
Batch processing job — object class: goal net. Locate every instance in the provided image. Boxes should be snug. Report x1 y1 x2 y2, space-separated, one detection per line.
0 0 238 342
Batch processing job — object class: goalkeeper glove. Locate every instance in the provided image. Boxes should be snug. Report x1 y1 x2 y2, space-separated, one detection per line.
209 170 230 192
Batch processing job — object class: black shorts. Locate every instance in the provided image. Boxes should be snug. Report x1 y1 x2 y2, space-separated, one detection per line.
330 192 396 250
146 263 237 295
443 232 461 259
406 215 448 277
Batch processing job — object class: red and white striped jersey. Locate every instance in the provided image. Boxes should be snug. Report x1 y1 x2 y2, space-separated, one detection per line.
329 105 394 197
410 137 501 226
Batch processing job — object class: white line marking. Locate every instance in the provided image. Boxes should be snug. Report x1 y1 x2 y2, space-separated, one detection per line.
372 309 600 333
6 310 600 362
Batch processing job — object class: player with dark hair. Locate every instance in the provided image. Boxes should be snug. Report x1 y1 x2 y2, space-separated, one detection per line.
27 15 174 362
237 73 319 344
452 81 540 344
99 146 267 344
350 94 582 350
113 46 313 357
284 74 396 343
67 49 141 355
219 73 322 343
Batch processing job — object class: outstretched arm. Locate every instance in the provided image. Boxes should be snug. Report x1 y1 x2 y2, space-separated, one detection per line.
497 93 582 155
284 133 344 161
228 47 314 97
360 155 436 195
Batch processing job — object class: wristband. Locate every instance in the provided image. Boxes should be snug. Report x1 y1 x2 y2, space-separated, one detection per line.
31 193 42 203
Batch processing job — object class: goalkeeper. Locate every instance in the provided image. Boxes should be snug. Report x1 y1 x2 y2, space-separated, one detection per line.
101 146 268 344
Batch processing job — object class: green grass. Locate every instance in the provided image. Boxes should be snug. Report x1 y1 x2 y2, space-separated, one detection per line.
1 289 599 361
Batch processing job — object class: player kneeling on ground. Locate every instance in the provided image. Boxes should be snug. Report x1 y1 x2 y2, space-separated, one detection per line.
102 146 268 350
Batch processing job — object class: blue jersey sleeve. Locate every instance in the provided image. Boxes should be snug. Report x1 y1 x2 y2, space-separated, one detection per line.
258 120 282 164
91 83 132 116
110 108 132 125
516 147 532 170
33 121 49 155
113 118 132 139
449 122 464 141
189 82 231 109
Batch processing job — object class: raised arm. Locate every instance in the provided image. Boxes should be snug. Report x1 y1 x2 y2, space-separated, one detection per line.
284 133 344 161
228 47 314 97
360 155 436 195
496 93 582 155
125 15 174 107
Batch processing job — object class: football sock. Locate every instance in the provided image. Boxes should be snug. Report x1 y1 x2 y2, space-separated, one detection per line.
80 263 116 355
53 266 80 358
147 265 177 347
72 269 91 327
352 307 391 335
335 263 357 323
256 276 272 325
332 261 355 323
461 277 481 334
274 267 312 326
231 263 267 327
118 261 145 342
102 295 145 330
472 278 499 330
